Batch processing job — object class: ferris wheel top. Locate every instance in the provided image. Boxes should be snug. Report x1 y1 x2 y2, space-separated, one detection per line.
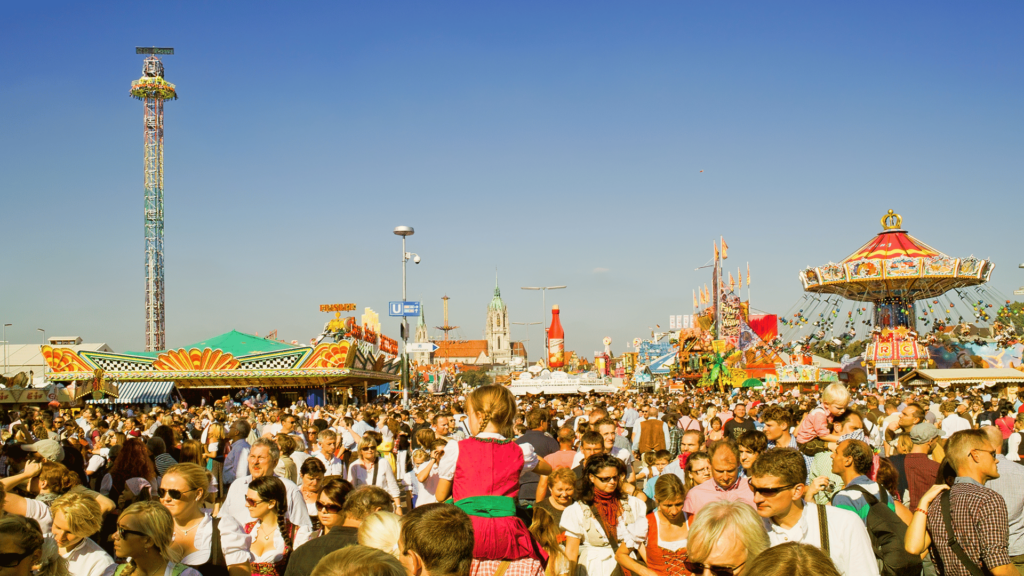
799 210 994 303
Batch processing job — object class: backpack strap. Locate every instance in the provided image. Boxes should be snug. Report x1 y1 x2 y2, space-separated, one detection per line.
940 490 986 576
816 504 830 555
210 516 225 567
372 458 379 486
848 484 884 507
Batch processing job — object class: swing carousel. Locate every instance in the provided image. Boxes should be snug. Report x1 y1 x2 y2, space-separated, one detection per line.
788 209 998 388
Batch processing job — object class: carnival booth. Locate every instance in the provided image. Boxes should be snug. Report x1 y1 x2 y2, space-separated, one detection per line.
507 370 619 396
42 330 400 405
900 368 1024 394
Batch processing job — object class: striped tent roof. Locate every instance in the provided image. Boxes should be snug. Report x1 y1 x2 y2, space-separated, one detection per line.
841 230 942 263
88 381 175 405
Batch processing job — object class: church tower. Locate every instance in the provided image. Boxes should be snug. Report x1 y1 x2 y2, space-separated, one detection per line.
486 278 512 364
412 305 431 365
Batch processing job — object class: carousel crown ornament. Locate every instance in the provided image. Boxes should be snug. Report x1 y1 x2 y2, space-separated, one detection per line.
880 209 903 230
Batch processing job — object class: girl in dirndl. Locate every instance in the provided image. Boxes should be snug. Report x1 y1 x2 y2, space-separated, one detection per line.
434 385 553 576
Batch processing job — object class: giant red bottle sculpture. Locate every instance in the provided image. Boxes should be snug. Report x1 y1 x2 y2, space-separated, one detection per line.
548 305 565 369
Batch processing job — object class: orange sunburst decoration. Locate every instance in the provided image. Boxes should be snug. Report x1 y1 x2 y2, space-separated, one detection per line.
301 341 354 369
42 346 93 373
153 348 240 371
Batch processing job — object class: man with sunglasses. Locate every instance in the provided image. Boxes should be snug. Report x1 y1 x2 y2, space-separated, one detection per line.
906 429 1018 576
751 447 879 576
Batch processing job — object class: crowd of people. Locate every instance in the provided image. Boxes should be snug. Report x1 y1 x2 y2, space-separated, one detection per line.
2 381 1024 576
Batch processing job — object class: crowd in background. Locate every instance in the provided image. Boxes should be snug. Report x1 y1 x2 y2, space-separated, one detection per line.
1 381 1024 576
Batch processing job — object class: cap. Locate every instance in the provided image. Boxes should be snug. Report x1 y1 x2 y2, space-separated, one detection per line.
910 422 946 444
22 439 65 463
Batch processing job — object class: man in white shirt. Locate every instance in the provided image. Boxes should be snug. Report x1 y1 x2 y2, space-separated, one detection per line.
222 420 251 488
217 438 313 572
940 400 972 436
311 429 346 476
750 447 879 576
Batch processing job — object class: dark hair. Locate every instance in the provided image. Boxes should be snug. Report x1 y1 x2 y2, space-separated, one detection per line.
578 453 627 505
750 448 807 486
708 439 740 461
400 504 474 576
342 486 393 522
737 431 768 455
840 440 874 475
745 542 842 576
249 476 291 553
300 457 326 477
525 409 548 430
109 438 156 481
761 405 792 428
152 426 176 454
874 458 901 501
580 431 603 447
319 478 354 508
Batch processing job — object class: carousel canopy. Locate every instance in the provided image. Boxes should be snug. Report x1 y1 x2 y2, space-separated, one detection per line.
800 210 993 302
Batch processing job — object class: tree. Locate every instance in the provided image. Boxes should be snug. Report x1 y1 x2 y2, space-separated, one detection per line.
458 370 493 388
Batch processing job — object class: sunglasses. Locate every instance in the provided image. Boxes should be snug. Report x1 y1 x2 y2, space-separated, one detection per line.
683 559 746 576
158 488 197 500
0 549 34 568
245 497 267 508
750 483 797 497
315 501 343 514
116 526 147 540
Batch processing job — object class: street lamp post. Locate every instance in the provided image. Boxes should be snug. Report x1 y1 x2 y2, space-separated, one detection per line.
37 329 46 375
3 324 11 376
511 321 541 363
520 286 566 360
394 226 417 409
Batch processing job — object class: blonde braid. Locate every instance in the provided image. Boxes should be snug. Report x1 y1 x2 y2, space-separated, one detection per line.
477 411 492 435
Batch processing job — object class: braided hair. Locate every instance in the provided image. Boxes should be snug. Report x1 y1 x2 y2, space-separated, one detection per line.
249 476 293 554
466 385 517 437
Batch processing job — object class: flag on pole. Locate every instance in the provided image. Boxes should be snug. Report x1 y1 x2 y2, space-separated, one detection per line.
729 272 735 292
747 262 751 286
693 289 698 309
739 268 743 289
714 242 719 262
722 237 729 259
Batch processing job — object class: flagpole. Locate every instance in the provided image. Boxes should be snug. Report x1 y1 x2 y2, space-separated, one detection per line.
715 238 721 340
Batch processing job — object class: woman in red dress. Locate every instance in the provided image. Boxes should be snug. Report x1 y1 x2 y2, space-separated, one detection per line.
434 385 553 576
616 474 692 576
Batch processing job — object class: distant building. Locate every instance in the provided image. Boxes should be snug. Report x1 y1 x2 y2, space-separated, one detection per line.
3 336 114 382
418 280 526 368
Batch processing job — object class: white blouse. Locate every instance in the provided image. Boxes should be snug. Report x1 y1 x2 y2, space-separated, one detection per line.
559 496 649 550
244 519 312 563
437 432 539 482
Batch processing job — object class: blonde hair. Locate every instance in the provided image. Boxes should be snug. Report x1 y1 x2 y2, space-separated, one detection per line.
466 385 518 437
822 383 851 405
163 463 213 502
411 449 429 464
208 423 225 442
687 500 769 564
51 493 103 538
311 545 405 576
745 542 842 576
119 501 181 563
358 435 380 452
357 511 402 558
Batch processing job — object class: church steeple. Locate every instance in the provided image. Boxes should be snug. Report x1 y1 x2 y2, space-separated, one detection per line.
489 273 505 312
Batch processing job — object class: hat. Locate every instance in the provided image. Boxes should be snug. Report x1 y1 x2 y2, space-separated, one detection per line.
910 422 946 444
22 439 64 463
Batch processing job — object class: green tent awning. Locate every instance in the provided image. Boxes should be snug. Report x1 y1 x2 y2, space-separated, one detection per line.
742 378 763 388
127 330 300 358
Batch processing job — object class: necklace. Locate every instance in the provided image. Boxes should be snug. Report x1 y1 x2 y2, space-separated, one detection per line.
258 524 276 541
176 516 202 536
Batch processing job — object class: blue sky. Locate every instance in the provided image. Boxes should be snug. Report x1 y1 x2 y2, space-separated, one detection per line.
1 2 1022 359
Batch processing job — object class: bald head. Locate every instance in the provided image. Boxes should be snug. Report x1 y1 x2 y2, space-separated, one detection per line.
647 406 659 418
982 426 1003 453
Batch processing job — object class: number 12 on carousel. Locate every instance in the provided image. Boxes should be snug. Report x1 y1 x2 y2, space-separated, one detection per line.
389 301 421 317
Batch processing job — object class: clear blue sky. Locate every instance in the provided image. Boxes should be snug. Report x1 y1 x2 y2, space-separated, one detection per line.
2 2 1022 359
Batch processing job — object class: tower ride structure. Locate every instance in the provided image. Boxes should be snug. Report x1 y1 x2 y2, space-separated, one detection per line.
130 47 177 351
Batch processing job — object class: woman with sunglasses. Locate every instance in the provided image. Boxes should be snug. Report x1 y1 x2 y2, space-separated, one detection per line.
312 478 353 538
159 463 236 576
683 500 768 576
345 438 401 514
563 453 647 576
298 459 327 533
243 476 311 576
112 501 201 576
0 515 69 576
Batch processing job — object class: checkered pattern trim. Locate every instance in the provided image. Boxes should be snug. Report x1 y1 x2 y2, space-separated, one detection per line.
470 559 543 576
89 356 156 372
238 352 305 370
